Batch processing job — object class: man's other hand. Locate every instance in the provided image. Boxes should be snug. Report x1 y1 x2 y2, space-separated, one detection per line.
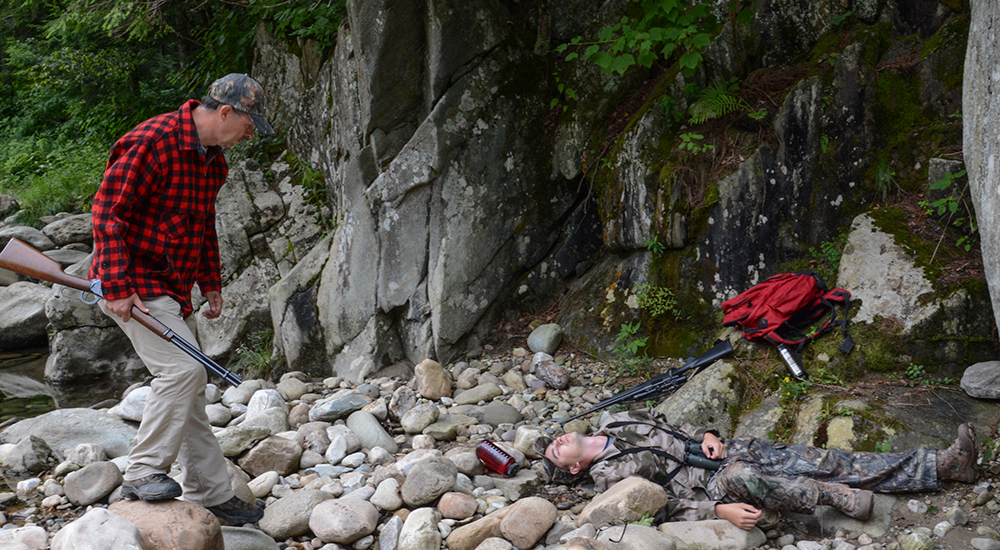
106 294 148 323
702 432 727 460
203 290 223 319
715 503 761 530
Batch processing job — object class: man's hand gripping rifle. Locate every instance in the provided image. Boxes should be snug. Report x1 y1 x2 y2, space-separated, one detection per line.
0 238 242 386
559 338 734 424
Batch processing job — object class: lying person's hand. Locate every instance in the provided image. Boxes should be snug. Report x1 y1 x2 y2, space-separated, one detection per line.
715 502 761 530
702 432 727 460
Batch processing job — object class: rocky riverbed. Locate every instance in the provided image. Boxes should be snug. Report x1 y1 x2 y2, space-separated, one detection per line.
0 336 999 550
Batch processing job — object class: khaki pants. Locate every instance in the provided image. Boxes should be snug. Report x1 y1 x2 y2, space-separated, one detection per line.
102 295 233 507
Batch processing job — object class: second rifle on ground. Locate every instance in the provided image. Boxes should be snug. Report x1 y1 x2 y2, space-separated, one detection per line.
559 338 734 424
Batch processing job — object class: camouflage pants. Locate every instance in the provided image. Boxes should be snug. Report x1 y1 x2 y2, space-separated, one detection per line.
705 437 939 514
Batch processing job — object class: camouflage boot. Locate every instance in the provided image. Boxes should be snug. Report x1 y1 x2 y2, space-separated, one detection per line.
817 482 874 521
937 423 977 483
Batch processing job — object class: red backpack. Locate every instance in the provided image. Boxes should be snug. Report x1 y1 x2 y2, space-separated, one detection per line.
721 271 854 354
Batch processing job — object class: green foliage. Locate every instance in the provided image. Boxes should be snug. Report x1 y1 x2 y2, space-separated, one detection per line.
228 329 284 380
555 0 745 77
807 229 848 283
678 132 713 153
645 235 666 256
613 321 651 376
288 155 337 237
631 512 655 527
819 134 831 153
920 169 979 253
874 159 899 203
635 284 684 320
687 78 767 124
874 439 892 452
779 375 811 401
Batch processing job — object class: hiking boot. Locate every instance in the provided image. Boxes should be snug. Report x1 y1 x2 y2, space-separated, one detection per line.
818 482 874 521
937 423 978 483
121 473 182 501
207 496 264 525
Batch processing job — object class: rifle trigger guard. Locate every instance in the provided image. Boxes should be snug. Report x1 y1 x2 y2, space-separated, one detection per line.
79 279 104 305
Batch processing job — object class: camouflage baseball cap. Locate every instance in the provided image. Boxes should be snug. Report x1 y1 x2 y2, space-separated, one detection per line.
207 73 275 135
533 436 585 485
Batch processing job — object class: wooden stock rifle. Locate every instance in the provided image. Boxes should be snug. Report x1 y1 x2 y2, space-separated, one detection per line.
0 238 242 386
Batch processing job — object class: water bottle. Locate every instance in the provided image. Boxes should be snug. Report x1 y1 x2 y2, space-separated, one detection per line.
777 343 808 380
476 440 520 477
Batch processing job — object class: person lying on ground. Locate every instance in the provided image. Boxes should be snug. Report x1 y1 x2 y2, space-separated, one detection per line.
536 408 977 531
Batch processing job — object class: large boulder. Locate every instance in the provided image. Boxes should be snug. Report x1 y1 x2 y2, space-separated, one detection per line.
965 0 1000 334
0 408 137 459
50 507 144 550
0 282 51 349
108 500 224 550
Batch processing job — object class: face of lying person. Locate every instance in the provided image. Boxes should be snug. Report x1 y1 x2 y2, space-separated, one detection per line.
545 432 588 474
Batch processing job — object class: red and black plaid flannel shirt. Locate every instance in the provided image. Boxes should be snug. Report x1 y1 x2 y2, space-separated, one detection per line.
90 100 227 318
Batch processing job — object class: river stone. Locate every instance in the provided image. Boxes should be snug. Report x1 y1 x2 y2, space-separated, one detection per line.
499 497 557 550
248 471 280 499
0 194 18 218
481 403 521 426
961 361 1000 399
222 380 263 407
347 410 398 453
401 403 440 434
238 435 303 477
0 525 46 550
240 407 291 435
43 248 91 269
455 368 479 390
535 361 570 390
206 403 233 426
400 457 457 507
389 385 417 421
0 226 55 251
299 422 332 453
308 499 379 544
371 478 403 511
380 515 404 550
445 508 510 550
215 425 271 457
4 435 55 475
422 414 477 441
276 377 309 401
41 213 93 246
50 507 143 550
414 359 451 400
657 520 758 550
398 508 442 550
501 370 527 392
309 391 373 422
527 323 563 355
258 489 331 540
452 383 502 405
0 282 51 349
246 389 289 421
0 408 136 459
220 526 281 550
438 492 478 520
109 499 223 549
63 461 122 506
64 443 107 466
111 386 150 422
478 538 515 550
578 477 668 528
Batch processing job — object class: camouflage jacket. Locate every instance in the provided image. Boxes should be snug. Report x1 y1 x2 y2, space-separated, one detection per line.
588 408 720 522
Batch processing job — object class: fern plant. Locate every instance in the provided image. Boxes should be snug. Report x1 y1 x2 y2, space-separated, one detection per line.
688 78 767 124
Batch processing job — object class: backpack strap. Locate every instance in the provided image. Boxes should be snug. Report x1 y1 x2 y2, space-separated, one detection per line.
604 420 693 443
598 446 688 486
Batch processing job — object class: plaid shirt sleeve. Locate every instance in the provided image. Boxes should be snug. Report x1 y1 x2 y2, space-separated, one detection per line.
196 212 222 295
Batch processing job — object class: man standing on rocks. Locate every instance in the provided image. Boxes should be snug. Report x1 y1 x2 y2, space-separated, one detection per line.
89 73 273 525
538 408 977 530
